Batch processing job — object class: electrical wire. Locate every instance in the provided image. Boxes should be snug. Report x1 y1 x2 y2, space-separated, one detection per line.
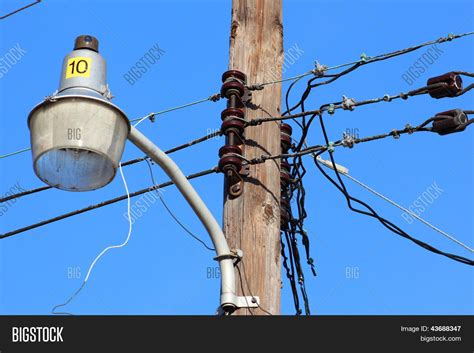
144 158 215 251
237 260 273 316
4 30 472 161
314 113 474 266
0 0 41 20
0 147 31 159
3 115 472 265
0 97 222 161
280 32 474 117
52 162 133 315
0 72 467 165
0 129 222 204
318 165 474 253
0 167 218 239
131 93 221 126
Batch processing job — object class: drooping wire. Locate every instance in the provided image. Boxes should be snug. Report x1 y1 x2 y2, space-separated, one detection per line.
52 162 133 314
237 260 273 316
314 113 474 266
316 162 474 253
144 158 215 251
280 231 301 314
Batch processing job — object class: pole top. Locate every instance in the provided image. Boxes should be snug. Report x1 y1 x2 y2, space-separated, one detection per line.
74 35 99 52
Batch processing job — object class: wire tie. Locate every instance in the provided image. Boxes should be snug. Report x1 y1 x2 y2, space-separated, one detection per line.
312 61 328 77
342 132 355 148
360 52 370 62
341 95 356 111
327 141 335 152
247 84 264 91
327 104 335 115
209 93 221 102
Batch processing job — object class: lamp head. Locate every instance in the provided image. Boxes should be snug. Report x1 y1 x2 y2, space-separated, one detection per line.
28 36 130 191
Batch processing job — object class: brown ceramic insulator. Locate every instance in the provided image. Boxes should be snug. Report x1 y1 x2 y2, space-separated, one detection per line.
427 72 463 99
221 108 245 121
221 81 245 99
221 119 245 136
222 70 247 84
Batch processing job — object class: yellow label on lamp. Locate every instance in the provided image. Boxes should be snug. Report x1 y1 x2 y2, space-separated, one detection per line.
65 57 92 79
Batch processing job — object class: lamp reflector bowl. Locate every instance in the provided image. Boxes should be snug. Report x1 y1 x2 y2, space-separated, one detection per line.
28 96 130 191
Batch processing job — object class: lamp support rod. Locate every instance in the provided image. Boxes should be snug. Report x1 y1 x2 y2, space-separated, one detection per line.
128 126 258 314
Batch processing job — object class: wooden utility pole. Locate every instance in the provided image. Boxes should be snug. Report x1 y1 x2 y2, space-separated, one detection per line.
223 0 283 315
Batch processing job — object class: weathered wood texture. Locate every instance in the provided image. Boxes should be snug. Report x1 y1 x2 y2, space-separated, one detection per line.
224 0 283 315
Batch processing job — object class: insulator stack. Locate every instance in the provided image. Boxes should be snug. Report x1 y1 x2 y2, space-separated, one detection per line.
219 70 247 198
280 123 293 230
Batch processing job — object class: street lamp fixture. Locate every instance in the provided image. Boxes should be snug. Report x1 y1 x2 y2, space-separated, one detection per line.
27 35 258 314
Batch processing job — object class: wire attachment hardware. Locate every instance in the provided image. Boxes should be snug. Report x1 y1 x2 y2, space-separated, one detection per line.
342 132 355 148
312 61 328 77
341 95 356 111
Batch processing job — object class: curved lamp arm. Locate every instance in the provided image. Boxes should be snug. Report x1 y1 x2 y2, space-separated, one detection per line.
128 126 258 314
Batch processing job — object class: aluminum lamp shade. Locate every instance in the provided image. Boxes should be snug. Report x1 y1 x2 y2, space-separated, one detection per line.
28 35 131 192
28 95 130 191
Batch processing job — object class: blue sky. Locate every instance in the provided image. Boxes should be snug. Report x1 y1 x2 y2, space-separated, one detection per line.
0 0 472 315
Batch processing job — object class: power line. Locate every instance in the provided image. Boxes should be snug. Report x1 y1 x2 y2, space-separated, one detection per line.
4 31 472 162
319 165 474 253
248 31 474 92
0 147 31 159
270 31 474 312
144 158 215 251
0 185 52 203
131 93 222 126
0 167 218 239
0 97 223 161
281 33 474 117
2 65 472 165
0 0 41 20
0 129 223 204
314 113 473 266
2 115 473 253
